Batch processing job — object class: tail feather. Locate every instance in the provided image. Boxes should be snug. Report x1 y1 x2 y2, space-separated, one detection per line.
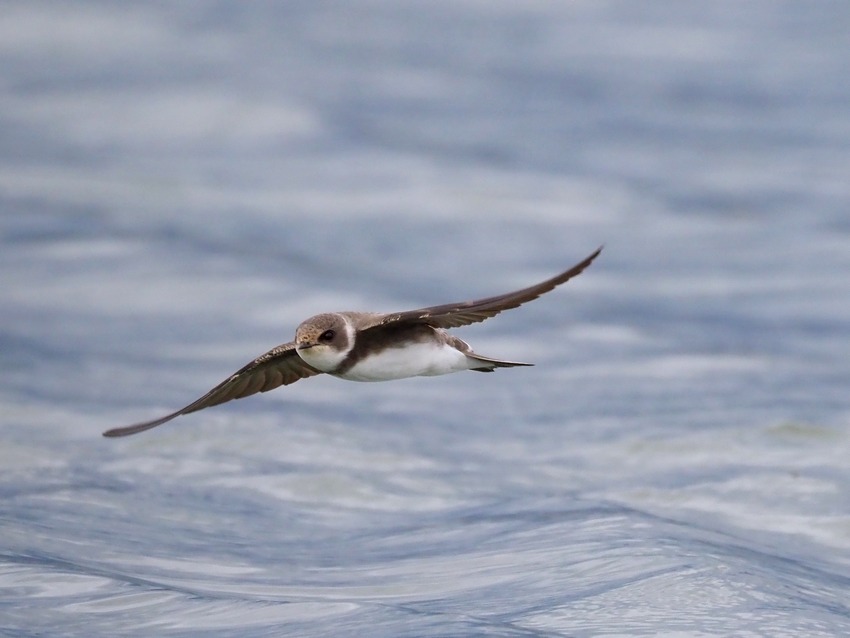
466 353 534 372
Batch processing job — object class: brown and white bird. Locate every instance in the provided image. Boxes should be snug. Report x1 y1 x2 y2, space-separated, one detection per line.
103 247 601 437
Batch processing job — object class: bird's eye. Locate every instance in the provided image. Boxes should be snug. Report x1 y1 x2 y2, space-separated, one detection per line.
319 329 335 342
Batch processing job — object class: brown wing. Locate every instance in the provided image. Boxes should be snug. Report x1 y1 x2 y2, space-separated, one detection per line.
377 246 602 330
102 343 321 438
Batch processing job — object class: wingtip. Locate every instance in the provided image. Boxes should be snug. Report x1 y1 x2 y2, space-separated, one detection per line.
102 426 134 438
577 244 604 271
102 422 162 437
101 413 178 438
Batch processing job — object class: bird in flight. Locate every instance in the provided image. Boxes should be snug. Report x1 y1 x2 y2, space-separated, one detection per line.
103 247 601 437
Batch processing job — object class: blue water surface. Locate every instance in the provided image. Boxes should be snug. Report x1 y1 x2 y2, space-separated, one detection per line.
2 2 850 636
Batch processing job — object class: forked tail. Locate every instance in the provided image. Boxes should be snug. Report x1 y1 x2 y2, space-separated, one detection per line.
466 353 534 372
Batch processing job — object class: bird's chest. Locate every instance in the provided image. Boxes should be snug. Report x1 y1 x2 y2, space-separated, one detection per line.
336 340 470 381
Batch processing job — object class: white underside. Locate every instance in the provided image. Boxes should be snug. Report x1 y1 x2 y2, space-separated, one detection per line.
336 341 475 382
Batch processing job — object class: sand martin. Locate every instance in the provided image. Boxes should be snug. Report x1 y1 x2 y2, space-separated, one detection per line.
103 247 601 437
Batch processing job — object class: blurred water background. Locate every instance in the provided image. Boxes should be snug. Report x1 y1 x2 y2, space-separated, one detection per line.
2 2 850 636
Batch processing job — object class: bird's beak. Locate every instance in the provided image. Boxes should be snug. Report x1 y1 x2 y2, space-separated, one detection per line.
297 341 314 351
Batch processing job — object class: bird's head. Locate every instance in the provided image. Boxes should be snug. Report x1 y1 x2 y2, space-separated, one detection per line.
294 313 353 372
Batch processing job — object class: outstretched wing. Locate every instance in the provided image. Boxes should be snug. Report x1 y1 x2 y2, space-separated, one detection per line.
377 246 602 330
102 343 321 437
